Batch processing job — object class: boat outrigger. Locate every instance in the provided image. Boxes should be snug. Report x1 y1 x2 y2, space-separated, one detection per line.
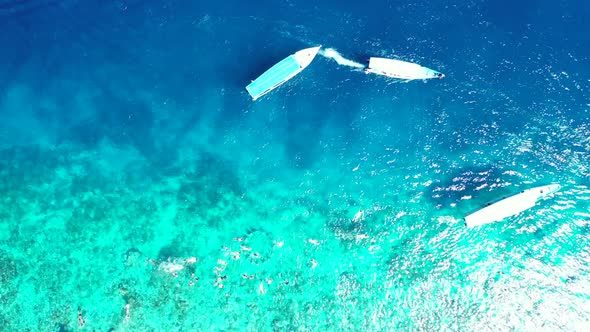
464 184 561 228
246 46 321 101
365 57 444 80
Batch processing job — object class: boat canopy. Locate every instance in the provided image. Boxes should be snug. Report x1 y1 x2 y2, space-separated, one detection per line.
246 55 302 100
246 46 321 101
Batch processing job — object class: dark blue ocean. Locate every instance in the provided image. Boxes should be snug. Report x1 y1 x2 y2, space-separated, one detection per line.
1 0 589 330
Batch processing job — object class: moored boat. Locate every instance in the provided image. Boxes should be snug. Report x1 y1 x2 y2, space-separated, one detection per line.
246 46 321 101
465 184 561 227
365 57 444 80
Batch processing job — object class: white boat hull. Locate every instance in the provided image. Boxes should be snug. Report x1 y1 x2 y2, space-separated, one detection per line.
465 184 561 228
366 57 444 80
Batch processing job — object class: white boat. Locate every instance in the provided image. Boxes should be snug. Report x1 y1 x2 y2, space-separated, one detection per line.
246 46 321 101
464 184 561 228
365 57 444 80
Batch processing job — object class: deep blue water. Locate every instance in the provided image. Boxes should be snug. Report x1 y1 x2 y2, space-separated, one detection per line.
1 0 589 330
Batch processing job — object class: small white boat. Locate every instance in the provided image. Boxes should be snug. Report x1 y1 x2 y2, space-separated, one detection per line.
465 184 561 228
246 46 321 101
365 57 444 80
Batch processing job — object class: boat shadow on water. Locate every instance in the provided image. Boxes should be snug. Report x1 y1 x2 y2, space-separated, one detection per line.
425 165 516 211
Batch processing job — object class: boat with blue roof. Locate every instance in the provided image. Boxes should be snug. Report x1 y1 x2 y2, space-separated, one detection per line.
246 46 321 101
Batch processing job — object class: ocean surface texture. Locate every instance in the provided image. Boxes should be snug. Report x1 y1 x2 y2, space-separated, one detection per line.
1 0 589 331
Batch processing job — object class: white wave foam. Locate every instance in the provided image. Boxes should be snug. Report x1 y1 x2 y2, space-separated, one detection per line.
319 48 365 69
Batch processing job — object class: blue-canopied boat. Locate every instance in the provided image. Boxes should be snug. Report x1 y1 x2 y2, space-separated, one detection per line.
246 46 321 101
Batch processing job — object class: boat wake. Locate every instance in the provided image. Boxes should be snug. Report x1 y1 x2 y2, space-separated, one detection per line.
320 48 365 69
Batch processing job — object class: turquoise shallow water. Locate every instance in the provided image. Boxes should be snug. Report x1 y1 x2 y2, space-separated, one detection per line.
1 0 590 331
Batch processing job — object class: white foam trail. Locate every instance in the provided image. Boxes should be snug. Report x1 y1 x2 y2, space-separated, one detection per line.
320 48 365 69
